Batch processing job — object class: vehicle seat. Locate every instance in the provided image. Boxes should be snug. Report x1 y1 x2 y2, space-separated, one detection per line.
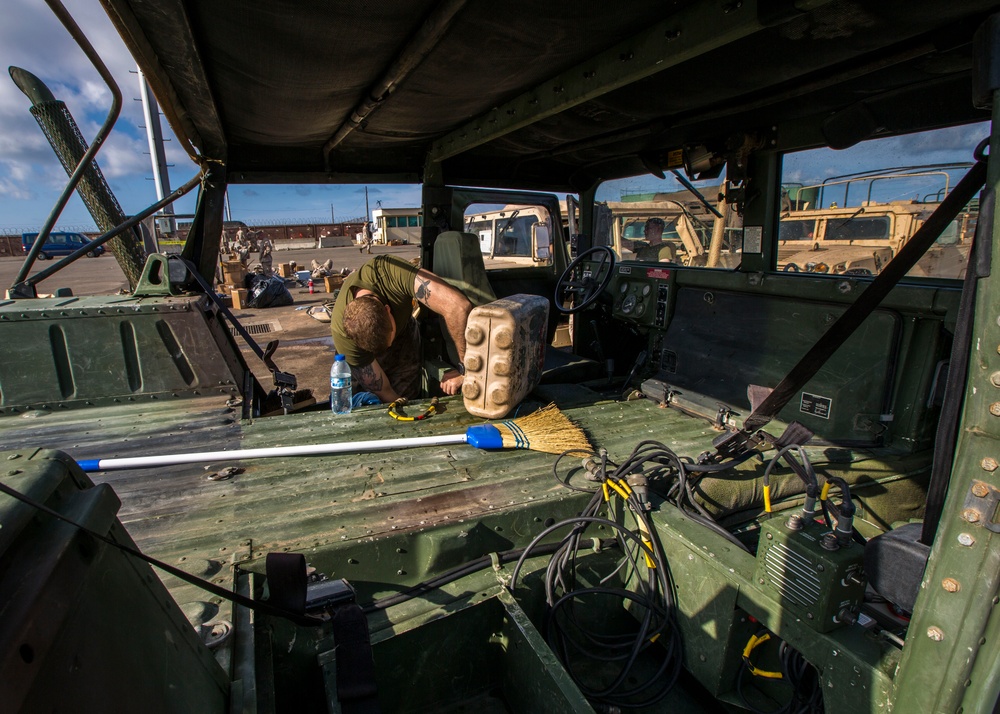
432 231 496 307
430 231 497 367
862 522 930 613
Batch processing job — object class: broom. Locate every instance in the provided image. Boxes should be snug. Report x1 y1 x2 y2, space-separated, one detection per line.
77 403 591 472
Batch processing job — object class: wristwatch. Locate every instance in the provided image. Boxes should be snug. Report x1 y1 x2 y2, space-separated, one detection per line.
456 363 466 376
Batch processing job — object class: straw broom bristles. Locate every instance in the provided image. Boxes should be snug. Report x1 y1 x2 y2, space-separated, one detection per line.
492 403 592 455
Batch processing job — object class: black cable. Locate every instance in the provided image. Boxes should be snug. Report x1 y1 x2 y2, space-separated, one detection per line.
736 631 824 714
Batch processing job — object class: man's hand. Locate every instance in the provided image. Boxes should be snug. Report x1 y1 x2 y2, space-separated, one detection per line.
440 369 464 396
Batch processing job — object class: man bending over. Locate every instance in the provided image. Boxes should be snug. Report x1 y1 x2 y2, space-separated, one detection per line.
330 255 473 405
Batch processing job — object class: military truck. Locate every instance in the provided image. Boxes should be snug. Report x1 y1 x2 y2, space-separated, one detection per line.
2 2 1000 714
778 165 979 278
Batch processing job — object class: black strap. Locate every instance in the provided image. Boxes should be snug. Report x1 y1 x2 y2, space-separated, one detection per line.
331 604 383 714
0 478 323 628
742 157 988 433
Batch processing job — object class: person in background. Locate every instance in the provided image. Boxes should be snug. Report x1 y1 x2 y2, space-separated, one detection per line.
629 217 677 262
330 255 472 406
360 221 374 254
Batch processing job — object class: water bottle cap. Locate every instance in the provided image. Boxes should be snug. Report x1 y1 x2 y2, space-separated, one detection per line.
335 354 346 362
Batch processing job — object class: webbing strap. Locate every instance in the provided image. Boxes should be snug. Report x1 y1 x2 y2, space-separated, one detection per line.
332 603 383 714
742 158 988 433
0 478 323 627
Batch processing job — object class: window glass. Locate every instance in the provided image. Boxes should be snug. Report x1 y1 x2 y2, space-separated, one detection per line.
387 217 398 228
779 219 817 242
779 122 986 278
408 215 420 227
595 170 740 269
463 203 554 269
825 216 891 241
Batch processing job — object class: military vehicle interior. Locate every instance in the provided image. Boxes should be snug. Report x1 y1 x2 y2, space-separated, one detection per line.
2 1 1000 713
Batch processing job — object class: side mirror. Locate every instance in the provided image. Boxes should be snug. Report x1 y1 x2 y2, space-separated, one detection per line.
531 222 551 263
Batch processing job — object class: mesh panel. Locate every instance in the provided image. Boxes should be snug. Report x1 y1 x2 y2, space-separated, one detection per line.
30 101 147 287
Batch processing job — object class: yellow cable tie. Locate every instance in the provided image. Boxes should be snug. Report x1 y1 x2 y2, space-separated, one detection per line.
821 481 831 501
641 538 657 569
742 633 784 679
602 482 610 502
763 483 772 513
607 480 630 500
649 632 661 644
616 478 633 496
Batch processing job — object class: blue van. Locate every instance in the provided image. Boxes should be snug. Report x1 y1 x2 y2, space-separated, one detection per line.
21 232 106 259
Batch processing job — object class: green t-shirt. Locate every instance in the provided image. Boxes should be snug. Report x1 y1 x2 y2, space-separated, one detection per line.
330 255 419 367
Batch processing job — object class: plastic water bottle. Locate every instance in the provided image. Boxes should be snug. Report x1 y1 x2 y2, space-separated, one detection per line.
330 354 352 415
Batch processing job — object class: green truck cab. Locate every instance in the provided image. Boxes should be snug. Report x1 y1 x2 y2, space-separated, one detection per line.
2 3 1000 714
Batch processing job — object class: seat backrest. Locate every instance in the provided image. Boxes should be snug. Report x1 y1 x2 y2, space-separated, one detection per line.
432 231 496 306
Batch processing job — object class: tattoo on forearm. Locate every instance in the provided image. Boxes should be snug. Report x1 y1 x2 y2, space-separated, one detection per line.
354 363 384 392
415 277 432 302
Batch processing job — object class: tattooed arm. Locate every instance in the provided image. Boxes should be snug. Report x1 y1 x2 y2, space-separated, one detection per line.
413 269 474 363
413 269 474 395
351 359 400 404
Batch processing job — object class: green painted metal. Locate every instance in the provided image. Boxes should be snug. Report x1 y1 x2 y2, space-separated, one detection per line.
0 294 243 413
0 451 229 713
429 0 836 162
890 98 1000 714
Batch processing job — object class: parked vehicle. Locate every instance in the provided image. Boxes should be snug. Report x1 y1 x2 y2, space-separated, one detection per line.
21 231 104 259
1 2 999 714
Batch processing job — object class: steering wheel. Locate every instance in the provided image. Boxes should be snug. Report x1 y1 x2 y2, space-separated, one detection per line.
555 245 617 314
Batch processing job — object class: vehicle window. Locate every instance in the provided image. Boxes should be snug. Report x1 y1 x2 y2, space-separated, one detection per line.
779 122 987 279
779 219 816 242
825 216 890 241
595 171 740 269
463 203 554 269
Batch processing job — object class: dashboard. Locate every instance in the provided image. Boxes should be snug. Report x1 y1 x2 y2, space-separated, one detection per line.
606 262 674 328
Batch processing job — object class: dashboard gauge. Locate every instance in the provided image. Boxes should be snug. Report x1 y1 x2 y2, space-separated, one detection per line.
619 281 629 294
642 284 651 297
635 303 646 317
621 294 637 314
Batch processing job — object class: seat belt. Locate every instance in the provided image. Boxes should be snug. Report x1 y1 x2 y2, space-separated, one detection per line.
714 154 988 457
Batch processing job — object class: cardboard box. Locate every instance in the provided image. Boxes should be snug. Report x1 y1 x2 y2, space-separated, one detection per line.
231 288 249 310
221 260 247 288
277 262 292 278
324 275 344 292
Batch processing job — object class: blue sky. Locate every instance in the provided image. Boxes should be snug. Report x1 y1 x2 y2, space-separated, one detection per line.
0 0 989 235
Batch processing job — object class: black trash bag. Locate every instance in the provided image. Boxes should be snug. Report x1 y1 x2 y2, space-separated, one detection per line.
245 274 294 308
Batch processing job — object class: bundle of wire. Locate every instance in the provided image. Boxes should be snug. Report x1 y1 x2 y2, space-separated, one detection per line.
737 630 824 714
508 445 686 710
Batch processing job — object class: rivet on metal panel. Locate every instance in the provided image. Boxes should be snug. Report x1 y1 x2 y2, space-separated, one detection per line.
941 578 961 593
991 371 1000 387
980 458 998 473
958 533 976 546
990 402 1000 416
926 626 945 641
972 482 990 498
963 509 981 523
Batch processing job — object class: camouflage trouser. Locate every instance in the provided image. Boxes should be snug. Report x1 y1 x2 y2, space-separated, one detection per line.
376 318 421 399
342 318 421 401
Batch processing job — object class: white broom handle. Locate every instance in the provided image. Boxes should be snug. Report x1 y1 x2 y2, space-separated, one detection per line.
79 433 470 471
